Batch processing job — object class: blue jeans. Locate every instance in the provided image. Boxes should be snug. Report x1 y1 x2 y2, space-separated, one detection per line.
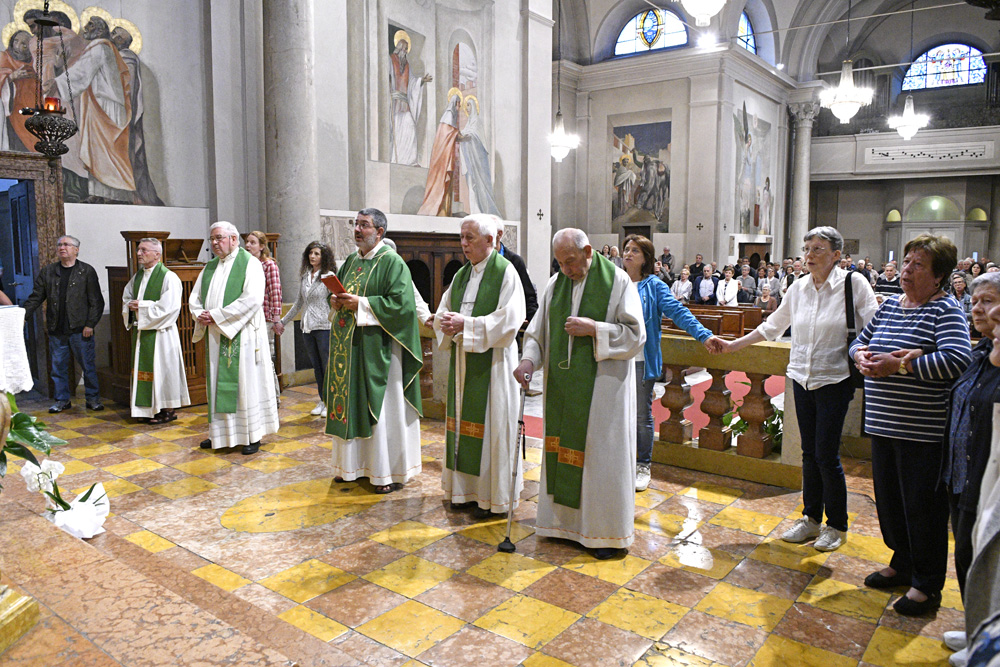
302 329 330 400
792 378 853 532
49 332 100 403
635 360 656 465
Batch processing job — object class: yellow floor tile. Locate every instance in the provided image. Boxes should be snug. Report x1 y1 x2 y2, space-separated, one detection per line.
635 510 700 539
523 466 541 482
750 634 858 667
314 440 333 450
65 443 120 459
459 518 534 546
861 626 953 667
102 458 164 478
562 553 652 586
149 476 218 499
473 594 580 649
221 478 381 533
635 488 672 508
278 605 349 642
128 442 182 457
369 520 451 553
58 417 105 429
261 440 312 454
679 482 743 505
48 429 83 440
363 555 456 598
708 506 783 537
421 454 436 463
150 426 200 441
92 428 139 443
587 588 687 640
191 563 252 592
797 576 890 624
836 533 893 565
73 477 141 498
276 424 316 438
259 559 355 603
123 530 175 553
694 581 793 632
524 447 543 464
240 455 302 473
635 646 725 666
59 460 94 476
941 577 964 611
286 402 316 413
747 538 830 574
522 653 576 667
466 552 556 592
172 457 232 476
357 600 463 657
660 542 739 580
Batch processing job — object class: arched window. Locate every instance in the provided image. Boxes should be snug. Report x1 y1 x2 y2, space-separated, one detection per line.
614 9 688 57
902 43 987 90
737 12 756 55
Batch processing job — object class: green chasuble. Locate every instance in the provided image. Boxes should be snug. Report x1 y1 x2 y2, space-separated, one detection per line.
130 262 168 408
200 248 251 421
544 252 615 509
445 250 511 476
326 245 423 440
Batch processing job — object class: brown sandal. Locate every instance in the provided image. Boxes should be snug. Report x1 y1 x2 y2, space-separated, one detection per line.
374 485 392 494
148 411 177 425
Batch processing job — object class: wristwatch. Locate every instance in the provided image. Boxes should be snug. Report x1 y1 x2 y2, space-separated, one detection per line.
897 362 908 376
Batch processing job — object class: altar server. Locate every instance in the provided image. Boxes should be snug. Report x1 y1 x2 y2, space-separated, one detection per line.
122 238 190 423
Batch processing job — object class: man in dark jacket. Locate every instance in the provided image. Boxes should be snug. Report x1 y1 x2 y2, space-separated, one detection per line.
494 228 538 322
23 235 105 412
692 264 719 305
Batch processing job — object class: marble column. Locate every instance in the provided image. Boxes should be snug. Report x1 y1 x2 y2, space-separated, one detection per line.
787 102 820 251
262 0 320 292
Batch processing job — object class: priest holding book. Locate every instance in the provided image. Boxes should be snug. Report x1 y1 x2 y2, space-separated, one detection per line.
326 208 423 494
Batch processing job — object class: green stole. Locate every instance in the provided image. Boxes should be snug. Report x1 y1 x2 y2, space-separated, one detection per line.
200 247 251 421
326 245 424 440
544 252 616 509
130 262 168 408
445 251 510 476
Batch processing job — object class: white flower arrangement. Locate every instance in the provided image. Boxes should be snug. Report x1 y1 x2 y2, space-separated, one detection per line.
19 459 109 539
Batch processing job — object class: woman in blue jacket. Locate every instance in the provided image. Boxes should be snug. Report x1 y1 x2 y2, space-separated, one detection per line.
622 235 725 491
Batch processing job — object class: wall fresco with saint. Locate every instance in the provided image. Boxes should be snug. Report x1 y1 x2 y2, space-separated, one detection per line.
610 121 671 232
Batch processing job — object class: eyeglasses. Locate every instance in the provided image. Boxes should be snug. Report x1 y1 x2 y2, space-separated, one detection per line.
801 246 829 256
209 235 230 242
354 221 375 230
57 242 77 247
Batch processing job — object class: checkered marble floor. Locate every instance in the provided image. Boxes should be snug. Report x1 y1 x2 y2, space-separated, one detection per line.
0 385 961 666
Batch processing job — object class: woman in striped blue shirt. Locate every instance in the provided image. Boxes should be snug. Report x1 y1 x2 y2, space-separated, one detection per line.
850 234 973 616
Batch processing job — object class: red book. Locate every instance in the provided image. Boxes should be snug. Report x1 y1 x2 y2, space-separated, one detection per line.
321 274 347 295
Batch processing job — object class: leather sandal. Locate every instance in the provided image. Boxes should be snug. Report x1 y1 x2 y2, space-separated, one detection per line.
374 485 393 494
148 411 177 425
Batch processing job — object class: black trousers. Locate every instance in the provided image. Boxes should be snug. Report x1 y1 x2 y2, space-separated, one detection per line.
871 436 950 595
949 491 976 599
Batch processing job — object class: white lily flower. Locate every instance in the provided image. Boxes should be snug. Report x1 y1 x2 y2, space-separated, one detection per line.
19 460 42 493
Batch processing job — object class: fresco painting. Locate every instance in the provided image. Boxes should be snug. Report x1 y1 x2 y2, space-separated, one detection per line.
610 121 671 232
734 102 772 235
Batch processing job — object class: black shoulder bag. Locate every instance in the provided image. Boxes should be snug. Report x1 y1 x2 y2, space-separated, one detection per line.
844 271 866 389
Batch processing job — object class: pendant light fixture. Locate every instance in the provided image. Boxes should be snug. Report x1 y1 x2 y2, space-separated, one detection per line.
549 0 579 162
820 0 874 123
888 1 929 140
680 0 728 27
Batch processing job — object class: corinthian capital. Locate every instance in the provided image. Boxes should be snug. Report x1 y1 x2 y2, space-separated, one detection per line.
788 101 821 124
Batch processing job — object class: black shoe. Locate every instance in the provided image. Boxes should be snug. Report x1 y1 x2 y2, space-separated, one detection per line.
864 570 911 589
472 506 493 520
49 400 71 413
593 548 622 560
200 439 212 449
450 501 476 510
893 591 941 616
86 401 104 411
241 442 260 455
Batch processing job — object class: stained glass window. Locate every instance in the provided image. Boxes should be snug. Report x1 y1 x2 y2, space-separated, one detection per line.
737 12 756 55
902 43 987 90
614 9 688 56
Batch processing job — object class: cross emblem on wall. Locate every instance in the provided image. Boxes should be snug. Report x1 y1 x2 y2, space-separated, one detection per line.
537 209 544 221
696 223 704 231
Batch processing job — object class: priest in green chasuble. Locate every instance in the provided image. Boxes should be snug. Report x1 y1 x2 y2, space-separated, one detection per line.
122 238 190 424
434 214 526 519
189 221 280 455
326 208 423 494
515 228 645 559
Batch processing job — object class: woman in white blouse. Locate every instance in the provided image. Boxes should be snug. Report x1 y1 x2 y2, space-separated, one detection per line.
671 267 693 303
279 242 337 416
716 265 739 306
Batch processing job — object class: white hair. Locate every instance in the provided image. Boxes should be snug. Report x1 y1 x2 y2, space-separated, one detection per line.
209 221 239 238
138 237 162 253
462 214 497 240
382 238 397 251
552 228 589 251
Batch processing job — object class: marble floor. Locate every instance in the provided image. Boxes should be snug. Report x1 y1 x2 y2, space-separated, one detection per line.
0 385 962 666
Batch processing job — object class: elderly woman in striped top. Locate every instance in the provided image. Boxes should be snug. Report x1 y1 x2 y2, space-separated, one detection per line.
850 234 973 616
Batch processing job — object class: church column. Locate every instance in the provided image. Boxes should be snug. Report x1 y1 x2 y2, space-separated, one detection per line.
262 0 320 291
787 101 820 251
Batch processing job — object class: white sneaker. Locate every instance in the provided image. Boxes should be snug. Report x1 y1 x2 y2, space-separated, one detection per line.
944 631 968 651
781 516 821 543
949 647 968 667
635 464 651 492
814 525 845 552
310 401 326 416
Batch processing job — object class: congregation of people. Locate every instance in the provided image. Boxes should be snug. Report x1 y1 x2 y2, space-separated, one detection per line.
18 218 1000 665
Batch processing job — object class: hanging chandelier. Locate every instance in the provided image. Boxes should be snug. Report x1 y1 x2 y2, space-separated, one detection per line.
680 0 728 27
887 94 929 140
887 1 929 140
820 0 873 124
18 0 78 157
550 0 579 162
